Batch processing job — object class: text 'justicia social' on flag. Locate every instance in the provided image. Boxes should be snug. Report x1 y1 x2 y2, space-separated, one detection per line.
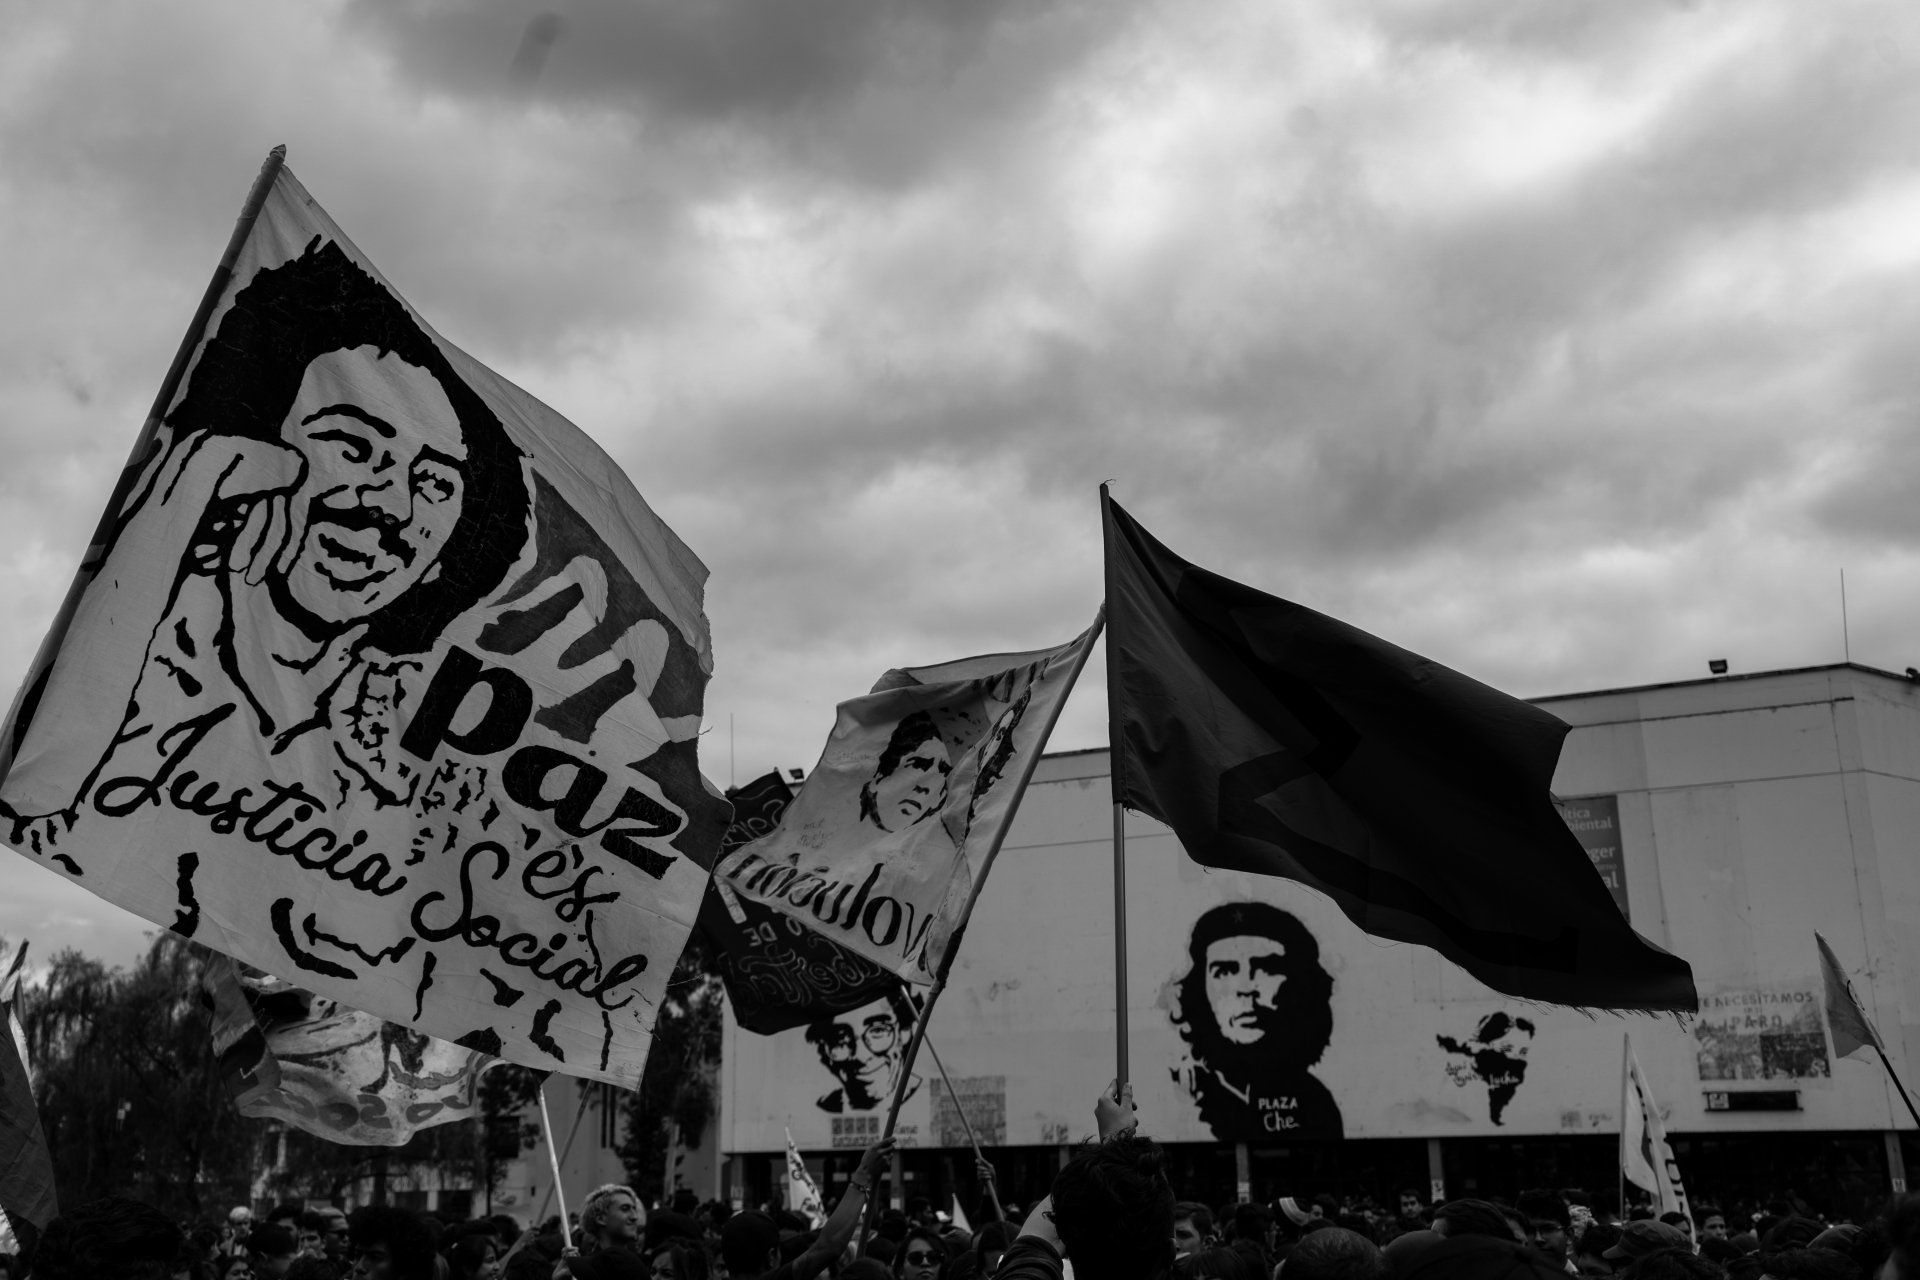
713 624 1100 984
0 156 730 1085
1101 488 1696 1012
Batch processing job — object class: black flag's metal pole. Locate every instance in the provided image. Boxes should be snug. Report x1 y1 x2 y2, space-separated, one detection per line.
858 609 1105 1254
0 145 287 780
1114 801 1129 1091
922 1036 1005 1221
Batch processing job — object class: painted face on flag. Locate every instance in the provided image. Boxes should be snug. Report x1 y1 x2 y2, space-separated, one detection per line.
1205 935 1289 1046
860 712 953 832
278 344 468 627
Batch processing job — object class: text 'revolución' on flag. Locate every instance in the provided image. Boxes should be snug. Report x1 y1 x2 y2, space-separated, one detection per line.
1101 488 1696 1012
0 153 729 1085
713 622 1100 984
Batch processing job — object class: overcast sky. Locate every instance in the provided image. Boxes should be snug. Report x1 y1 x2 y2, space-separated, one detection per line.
6 0 1920 967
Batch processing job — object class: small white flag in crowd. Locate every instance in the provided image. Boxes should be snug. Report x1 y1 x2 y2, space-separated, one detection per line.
785 1127 826 1228
716 621 1100 983
1621 1035 1692 1232
0 151 728 1085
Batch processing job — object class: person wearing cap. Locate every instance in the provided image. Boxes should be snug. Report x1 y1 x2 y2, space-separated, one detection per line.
718 1137 896 1280
1603 1220 1692 1265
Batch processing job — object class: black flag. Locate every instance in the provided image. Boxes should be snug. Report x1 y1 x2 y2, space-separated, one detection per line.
1103 489 1695 1012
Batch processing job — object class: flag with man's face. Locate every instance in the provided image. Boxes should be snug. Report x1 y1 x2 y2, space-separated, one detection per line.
1103 488 1696 1012
0 153 728 1085
713 623 1099 982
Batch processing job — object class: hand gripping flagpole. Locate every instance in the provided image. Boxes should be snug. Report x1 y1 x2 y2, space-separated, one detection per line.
858 607 1106 1253
922 1036 1005 1222
0 145 287 781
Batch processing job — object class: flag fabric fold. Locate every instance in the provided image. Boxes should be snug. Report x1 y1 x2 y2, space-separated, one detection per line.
0 156 727 1084
1101 489 1696 1012
785 1127 826 1227
0 942 55 1253
1621 1035 1692 1229
700 772 899 1035
204 955 503 1146
1817 932 1883 1061
715 622 1100 983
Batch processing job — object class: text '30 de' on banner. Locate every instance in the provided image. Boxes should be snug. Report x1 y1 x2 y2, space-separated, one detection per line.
1101 487 1696 1013
0 152 729 1085
713 623 1100 984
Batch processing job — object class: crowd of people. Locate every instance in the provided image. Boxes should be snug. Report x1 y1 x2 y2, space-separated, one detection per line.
3 1085 1916 1280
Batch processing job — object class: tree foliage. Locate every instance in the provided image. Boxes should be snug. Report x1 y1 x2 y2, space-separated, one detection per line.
7 933 548 1218
617 931 723 1202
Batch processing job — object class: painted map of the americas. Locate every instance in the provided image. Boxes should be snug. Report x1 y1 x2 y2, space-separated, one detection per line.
1437 1011 1536 1125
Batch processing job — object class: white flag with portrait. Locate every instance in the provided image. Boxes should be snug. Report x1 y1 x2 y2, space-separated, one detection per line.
715 621 1099 983
0 156 728 1086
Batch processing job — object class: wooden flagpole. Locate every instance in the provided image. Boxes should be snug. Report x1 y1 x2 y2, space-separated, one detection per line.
532 1081 596 1225
0 145 287 781
922 1036 1005 1221
858 610 1105 1252
538 1083 575 1252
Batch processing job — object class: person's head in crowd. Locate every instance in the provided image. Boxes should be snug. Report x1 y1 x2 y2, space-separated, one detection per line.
1658 1213 1694 1243
1606 1221 1694 1268
1399 1189 1428 1221
286 1258 346 1280
1278 1227 1387 1280
650 1240 710 1280
869 1235 902 1269
1761 1220 1828 1255
907 1198 937 1229
1174 1202 1216 1259
972 1222 1018 1277
318 1206 352 1263
582 1185 646 1253
1699 1215 1729 1243
897 1226 948 1280
297 1211 332 1258
1614 1249 1723 1280
231 1206 258 1243
570 1251 651 1280
842 1261 895 1280
346 1205 435 1280
1309 1196 1339 1223
250 1222 300 1279
1754 1247 1861 1280
1433 1199 1522 1242
1049 1132 1177 1280
442 1222 502 1280
1579 1222 1624 1271
27 1196 187 1280
720 1211 784 1280
221 1254 258 1280
1232 1203 1273 1256
1175 1246 1256 1280
1379 1229 1440 1275
647 1211 704 1256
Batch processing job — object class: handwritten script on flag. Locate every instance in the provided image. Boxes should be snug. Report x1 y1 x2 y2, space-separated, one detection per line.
0 163 727 1084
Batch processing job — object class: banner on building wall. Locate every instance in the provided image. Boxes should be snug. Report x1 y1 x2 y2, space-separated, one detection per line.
0 159 727 1086
1555 795 1629 921
1693 985 1831 1082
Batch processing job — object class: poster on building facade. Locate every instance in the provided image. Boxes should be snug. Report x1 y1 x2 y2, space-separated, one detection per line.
1693 985 1832 1082
1555 794 1629 921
